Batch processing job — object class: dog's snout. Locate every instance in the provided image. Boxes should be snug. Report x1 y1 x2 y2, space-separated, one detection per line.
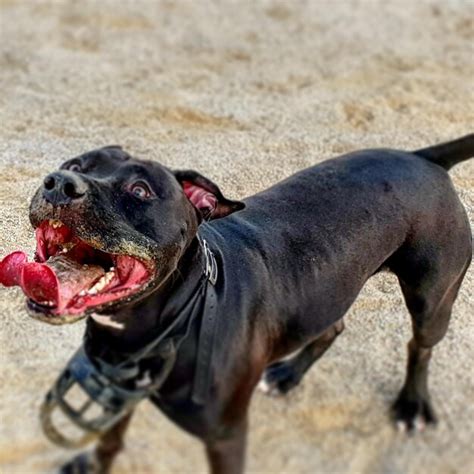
43 171 87 205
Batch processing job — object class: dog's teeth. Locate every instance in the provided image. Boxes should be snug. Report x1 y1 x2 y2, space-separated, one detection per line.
49 219 63 229
79 290 86 296
88 283 101 293
61 243 75 252
87 272 115 295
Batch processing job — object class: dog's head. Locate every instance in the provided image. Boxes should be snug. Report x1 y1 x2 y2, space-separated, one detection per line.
0 146 244 324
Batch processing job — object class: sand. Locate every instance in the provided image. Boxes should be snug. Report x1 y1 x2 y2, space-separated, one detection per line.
0 1 473 473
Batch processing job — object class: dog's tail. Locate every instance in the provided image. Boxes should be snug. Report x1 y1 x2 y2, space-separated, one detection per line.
413 133 474 171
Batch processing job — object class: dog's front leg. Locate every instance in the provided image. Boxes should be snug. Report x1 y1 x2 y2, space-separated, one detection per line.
59 411 133 474
205 417 248 474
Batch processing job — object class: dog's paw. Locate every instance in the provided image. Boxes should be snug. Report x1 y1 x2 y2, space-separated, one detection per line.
258 361 301 396
391 396 437 433
59 452 101 474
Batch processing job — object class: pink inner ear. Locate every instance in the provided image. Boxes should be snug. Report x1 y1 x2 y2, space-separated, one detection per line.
182 181 217 213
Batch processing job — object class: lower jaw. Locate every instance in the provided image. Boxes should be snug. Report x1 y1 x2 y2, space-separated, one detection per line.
26 297 126 325
25 281 154 325
24 268 170 325
26 300 87 324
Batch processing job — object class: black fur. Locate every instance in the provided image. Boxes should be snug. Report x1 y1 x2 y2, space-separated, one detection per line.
29 135 472 474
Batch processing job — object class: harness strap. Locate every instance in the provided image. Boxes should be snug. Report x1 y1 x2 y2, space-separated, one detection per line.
91 237 219 402
191 282 218 404
120 278 206 366
191 237 219 403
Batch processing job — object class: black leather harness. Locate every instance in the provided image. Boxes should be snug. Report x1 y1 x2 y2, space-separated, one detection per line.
40 238 219 448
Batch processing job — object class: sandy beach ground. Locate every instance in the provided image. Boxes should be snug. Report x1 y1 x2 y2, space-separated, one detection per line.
0 1 473 473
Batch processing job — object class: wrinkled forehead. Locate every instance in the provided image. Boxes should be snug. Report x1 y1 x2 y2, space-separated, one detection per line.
60 146 175 186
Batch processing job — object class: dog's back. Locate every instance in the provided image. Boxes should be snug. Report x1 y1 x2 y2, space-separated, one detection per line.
207 136 473 339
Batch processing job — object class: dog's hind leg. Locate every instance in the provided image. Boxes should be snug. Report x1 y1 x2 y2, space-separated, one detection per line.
389 237 471 432
59 411 133 474
258 319 344 396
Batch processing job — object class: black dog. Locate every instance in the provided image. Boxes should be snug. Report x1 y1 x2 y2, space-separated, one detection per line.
1 135 472 473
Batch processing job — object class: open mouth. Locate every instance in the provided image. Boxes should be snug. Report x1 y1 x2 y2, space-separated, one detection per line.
0 220 154 321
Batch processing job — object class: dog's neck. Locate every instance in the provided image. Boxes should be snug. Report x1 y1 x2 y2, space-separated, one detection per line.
85 235 206 357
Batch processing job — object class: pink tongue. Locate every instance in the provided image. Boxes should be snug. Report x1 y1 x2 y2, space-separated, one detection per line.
0 252 104 311
0 251 28 286
21 263 59 307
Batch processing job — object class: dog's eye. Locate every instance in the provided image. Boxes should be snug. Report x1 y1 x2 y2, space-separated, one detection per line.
68 163 82 172
129 181 153 199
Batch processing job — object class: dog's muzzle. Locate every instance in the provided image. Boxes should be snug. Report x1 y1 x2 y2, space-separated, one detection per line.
40 343 176 449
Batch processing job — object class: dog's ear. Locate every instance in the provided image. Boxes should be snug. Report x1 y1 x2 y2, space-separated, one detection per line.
173 170 245 220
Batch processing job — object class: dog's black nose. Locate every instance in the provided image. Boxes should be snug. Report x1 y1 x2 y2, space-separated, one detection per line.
43 171 87 205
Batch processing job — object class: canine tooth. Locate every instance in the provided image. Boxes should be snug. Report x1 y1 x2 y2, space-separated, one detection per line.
79 290 86 296
49 219 63 229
